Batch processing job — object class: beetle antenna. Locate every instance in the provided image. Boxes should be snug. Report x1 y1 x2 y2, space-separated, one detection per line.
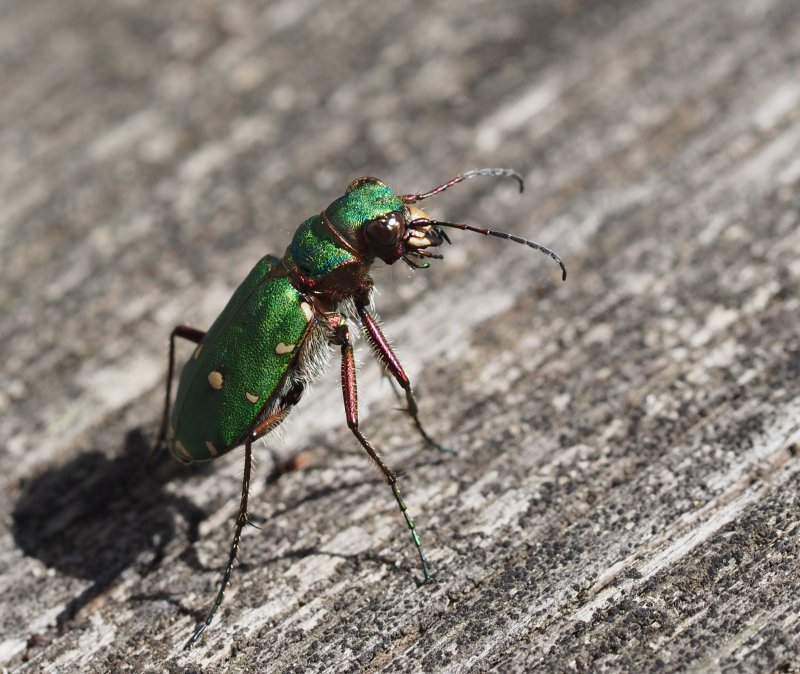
432 220 567 280
402 168 524 203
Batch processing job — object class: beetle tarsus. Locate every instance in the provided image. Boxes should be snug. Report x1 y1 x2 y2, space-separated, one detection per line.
185 623 207 650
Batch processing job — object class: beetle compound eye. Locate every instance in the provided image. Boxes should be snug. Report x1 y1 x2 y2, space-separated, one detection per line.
365 211 405 245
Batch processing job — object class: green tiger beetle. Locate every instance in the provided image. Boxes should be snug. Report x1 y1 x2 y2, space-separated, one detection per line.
155 167 566 646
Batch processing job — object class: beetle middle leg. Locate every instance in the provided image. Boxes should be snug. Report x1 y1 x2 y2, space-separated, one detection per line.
154 325 206 454
333 322 433 583
355 302 451 453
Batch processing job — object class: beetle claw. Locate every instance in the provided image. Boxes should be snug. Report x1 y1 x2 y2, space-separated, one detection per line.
415 572 437 587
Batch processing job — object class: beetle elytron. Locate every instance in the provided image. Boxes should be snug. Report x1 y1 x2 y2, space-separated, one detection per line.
155 168 566 646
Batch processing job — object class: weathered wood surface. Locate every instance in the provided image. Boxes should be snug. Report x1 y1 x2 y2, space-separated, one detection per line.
2 0 799 672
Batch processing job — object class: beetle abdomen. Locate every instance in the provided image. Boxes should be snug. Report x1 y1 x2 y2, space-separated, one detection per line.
170 255 315 462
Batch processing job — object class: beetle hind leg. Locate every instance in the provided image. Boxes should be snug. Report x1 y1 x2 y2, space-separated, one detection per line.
334 323 434 583
186 438 253 649
185 384 307 646
153 325 206 458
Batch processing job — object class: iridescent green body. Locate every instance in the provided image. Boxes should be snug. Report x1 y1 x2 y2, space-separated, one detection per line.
169 179 411 464
170 255 314 462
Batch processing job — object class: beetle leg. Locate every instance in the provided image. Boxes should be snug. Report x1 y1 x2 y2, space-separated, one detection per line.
355 303 452 453
154 325 206 455
186 380 305 646
333 323 434 583
186 437 253 649
249 380 305 442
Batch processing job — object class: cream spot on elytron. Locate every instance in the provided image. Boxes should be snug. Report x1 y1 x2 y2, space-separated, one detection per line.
300 302 314 322
245 391 259 403
174 441 192 463
208 370 224 389
275 342 296 355
205 440 219 456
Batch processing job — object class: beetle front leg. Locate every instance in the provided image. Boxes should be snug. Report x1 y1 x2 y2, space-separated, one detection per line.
333 323 433 583
154 325 206 454
355 302 451 453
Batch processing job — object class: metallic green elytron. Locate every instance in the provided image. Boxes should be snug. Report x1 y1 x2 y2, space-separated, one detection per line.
155 168 566 646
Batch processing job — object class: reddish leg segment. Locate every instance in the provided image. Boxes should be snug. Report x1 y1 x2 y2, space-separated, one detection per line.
334 323 433 582
248 380 305 442
356 303 449 452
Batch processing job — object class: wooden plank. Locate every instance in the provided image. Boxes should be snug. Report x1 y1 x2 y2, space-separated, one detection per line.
1 0 799 671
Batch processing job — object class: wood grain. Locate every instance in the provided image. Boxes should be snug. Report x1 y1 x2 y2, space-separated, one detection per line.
1 0 799 672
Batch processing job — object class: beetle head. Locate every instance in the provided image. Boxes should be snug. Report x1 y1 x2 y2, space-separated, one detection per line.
358 200 447 268
324 177 446 267
325 169 566 278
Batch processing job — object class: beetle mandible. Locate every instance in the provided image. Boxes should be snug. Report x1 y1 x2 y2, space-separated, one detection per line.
155 167 567 646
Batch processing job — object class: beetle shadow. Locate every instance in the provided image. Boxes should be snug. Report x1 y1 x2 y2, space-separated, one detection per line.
11 428 211 630
12 423 450 638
